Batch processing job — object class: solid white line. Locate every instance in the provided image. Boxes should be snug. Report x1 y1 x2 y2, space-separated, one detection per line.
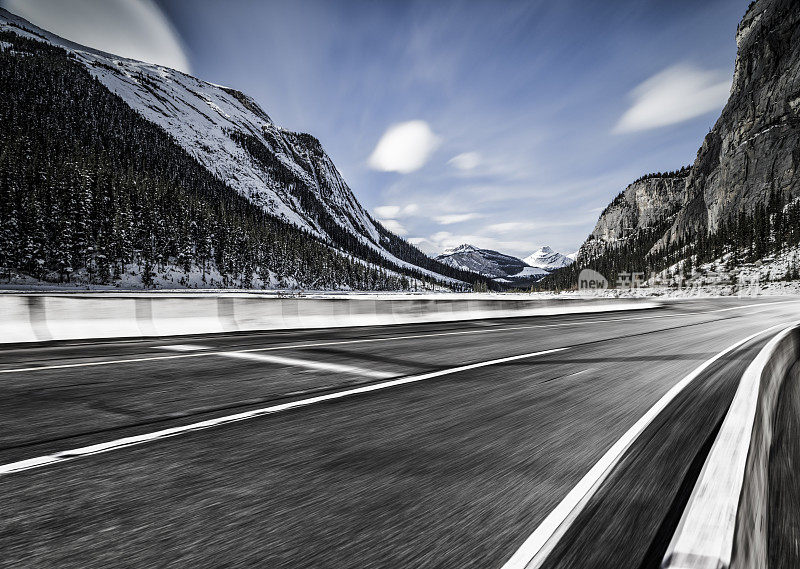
0 352 217 374
0 347 568 475
662 321 800 569
499 321 791 569
707 300 797 314
217 351 395 379
1 301 793 375
157 344 210 352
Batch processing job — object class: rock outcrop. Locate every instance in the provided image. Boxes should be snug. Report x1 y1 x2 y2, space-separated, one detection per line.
580 172 688 259
581 0 800 264
666 0 800 246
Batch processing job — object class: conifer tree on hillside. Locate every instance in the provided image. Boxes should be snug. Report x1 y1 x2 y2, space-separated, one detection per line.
540 189 800 290
0 28 495 292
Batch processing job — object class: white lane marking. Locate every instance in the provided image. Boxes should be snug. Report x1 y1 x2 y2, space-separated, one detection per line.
564 369 590 379
0 347 568 475
0 352 217 374
157 345 210 352
542 369 591 384
1 301 794 376
217 351 395 379
499 321 792 569
707 300 798 314
662 321 800 569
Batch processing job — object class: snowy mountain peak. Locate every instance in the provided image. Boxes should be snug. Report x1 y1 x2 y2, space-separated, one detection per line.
436 245 525 278
523 246 574 271
435 245 549 285
444 244 478 255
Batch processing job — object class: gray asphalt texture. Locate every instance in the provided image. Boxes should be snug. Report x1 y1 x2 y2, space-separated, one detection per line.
1 297 799 568
769 359 800 568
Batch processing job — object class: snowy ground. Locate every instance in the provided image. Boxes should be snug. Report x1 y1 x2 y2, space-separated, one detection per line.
0 260 451 294
554 282 800 299
550 245 800 299
6 245 800 298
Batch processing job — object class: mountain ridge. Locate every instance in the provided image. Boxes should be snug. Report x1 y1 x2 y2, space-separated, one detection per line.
436 244 574 285
436 244 530 279
0 8 491 290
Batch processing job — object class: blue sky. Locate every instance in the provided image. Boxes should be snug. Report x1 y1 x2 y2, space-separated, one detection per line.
3 0 748 257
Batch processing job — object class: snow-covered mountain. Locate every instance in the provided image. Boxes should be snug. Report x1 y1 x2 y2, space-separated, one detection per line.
436 244 549 284
437 245 526 278
0 10 357 236
0 8 476 288
523 246 575 271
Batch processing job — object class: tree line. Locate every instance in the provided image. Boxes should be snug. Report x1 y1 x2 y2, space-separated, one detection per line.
0 28 494 291
539 190 800 290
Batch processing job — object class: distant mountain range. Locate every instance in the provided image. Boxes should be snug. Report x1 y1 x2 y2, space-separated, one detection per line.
436 244 573 286
0 8 491 291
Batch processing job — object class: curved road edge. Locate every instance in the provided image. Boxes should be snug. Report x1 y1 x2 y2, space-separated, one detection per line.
500 321 794 569
662 321 800 569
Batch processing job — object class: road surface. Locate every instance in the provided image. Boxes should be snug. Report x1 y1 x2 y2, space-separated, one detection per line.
1 297 798 568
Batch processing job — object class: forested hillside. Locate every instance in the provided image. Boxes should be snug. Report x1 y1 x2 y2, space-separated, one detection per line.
543 192 800 289
0 23 490 290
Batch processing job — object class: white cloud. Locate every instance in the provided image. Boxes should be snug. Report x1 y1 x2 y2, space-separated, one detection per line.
448 151 481 170
403 203 420 215
368 120 441 173
406 237 439 256
613 64 731 133
486 221 535 233
1 0 191 73
373 204 419 218
378 219 408 236
374 205 401 218
434 213 482 225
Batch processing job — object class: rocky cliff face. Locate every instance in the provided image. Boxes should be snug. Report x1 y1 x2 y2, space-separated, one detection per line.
582 0 800 264
665 0 800 247
580 173 687 259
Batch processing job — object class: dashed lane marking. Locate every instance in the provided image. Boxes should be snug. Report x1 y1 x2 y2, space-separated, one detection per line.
217 350 395 379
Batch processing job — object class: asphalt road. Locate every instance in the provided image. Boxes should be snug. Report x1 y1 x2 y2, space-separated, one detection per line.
769 359 800 568
1 297 799 568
